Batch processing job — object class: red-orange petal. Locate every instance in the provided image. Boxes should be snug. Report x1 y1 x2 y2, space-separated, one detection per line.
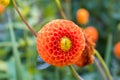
36 19 85 67
74 33 95 67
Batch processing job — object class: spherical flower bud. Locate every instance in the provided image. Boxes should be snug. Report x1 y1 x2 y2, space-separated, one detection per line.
84 26 98 43
36 19 85 67
76 8 89 25
114 42 120 59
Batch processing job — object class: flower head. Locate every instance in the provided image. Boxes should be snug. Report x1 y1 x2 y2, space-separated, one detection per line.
76 8 89 25
84 26 98 43
74 34 94 67
114 42 120 59
36 19 85 66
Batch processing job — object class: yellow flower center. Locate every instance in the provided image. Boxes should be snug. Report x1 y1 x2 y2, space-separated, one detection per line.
60 36 72 52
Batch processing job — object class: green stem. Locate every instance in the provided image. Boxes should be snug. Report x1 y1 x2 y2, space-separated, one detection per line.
0 42 12 47
7 10 24 80
94 49 112 80
55 67 59 80
12 0 37 37
64 0 71 19
94 57 106 80
68 65 84 80
105 33 112 67
55 0 67 19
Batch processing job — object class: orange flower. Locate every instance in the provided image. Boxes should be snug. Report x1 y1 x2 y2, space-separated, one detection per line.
36 19 85 67
84 26 98 43
74 34 94 67
76 8 89 25
114 42 120 59
0 4 4 14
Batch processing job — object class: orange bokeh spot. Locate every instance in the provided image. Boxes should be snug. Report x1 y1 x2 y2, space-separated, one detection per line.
0 4 4 14
114 42 120 59
76 8 89 25
84 26 98 43
36 19 85 67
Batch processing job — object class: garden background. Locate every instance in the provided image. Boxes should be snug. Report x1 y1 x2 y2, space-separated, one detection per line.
0 0 120 80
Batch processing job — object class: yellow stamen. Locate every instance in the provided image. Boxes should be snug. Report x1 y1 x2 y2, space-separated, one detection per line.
60 36 72 52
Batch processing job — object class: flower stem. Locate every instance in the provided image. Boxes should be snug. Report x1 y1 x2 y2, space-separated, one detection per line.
7 10 24 80
94 57 106 80
12 0 37 37
105 33 112 67
55 0 67 19
94 49 113 80
68 65 84 80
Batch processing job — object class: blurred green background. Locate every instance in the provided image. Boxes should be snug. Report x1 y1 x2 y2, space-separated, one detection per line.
0 0 120 80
